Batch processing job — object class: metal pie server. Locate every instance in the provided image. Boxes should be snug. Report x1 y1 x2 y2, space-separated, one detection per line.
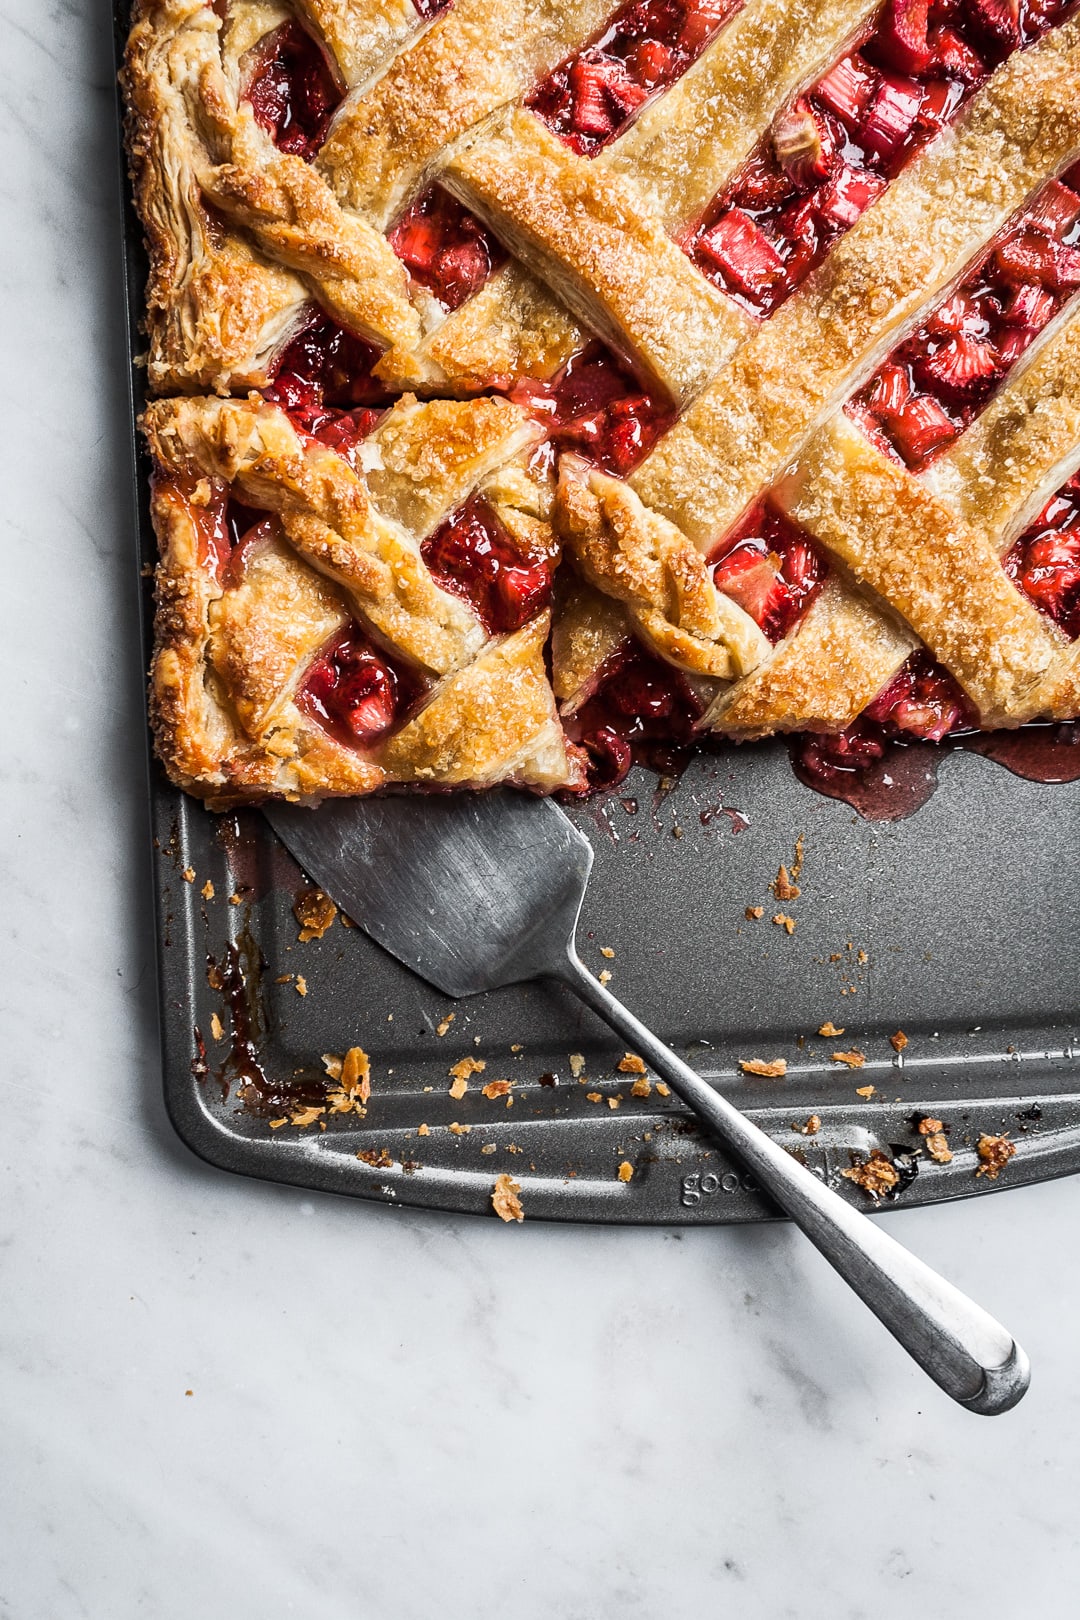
263 791 1030 1416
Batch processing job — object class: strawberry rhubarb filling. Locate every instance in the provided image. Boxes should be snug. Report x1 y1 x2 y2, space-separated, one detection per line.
298 624 427 750
264 312 388 467
1004 469 1080 635
515 341 677 479
685 0 1071 318
565 641 707 788
421 494 558 635
242 19 343 160
848 167 1080 469
527 0 739 157
709 503 829 643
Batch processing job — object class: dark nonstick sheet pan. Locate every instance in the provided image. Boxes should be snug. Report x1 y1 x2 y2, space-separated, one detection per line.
114 3 1080 1224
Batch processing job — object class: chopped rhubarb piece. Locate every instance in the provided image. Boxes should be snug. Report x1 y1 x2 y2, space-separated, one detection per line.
867 361 913 418
298 625 423 749
388 186 505 312
679 0 733 51
918 334 1000 395
863 651 971 740
242 21 342 162
773 98 836 188
914 76 966 136
697 208 785 297
995 228 1080 291
1026 178 1080 237
815 55 877 128
569 55 619 137
422 494 556 636
995 327 1038 367
844 399 903 459
929 26 986 84
860 74 923 163
710 507 827 642
815 164 887 230
1002 281 1056 327
871 0 932 75
888 393 957 466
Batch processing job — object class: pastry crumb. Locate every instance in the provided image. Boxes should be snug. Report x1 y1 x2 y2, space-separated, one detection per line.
630 1076 651 1098
436 1012 455 1036
201 879 215 900
917 1116 953 1163
792 835 805 879
890 1030 909 1052
448 1122 471 1135
745 905 764 920
482 1078 512 1099
830 1049 865 1068
976 1133 1016 1180
607 1095 622 1109
275 973 293 985
356 1147 393 1168
295 975 308 997
772 912 796 934
569 1052 586 1078
793 1114 821 1135
210 1012 224 1042
842 1149 900 1200
481 1143 497 1155
855 1084 875 1098
417 1123 430 1137
600 946 615 959
655 1082 671 1098
492 1173 524 1222
229 892 243 906
598 969 612 985
739 1057 787 1078
617 1161 634 1182
618 1053 646 1074
289 1105 325 1129
586 1091 603 1103
181 867 196 884
448 1056 485 1099
268 1118 287 1130
510 1043 523 1053
818 1021 844 1037
771 863 801 902
294 888 337 941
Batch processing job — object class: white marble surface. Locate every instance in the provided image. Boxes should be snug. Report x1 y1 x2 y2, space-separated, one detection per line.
3 5 1080 1616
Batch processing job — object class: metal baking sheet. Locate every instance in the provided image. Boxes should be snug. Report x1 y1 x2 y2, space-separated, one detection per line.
114 2 1080 1223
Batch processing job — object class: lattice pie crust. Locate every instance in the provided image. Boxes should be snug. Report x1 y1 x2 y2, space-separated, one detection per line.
123 0 1080 803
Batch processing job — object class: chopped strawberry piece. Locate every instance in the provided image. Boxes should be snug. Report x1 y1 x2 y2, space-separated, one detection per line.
710 509 826 642
928 25 985 83
568 56 617 137
968 0 1023 48
888 393 957 465
729 154 791 212
867 361 913 418
918 334 999 394
697 208 785 297
1002 280 1055 327
815 55 877 128
864 652 969 740
815 164 886 230
630 37 674 86
773 98 836 188
679 0 732 52
926 291 985 338
995 327 1037 368
860 74 923 163
995 228 1080 291
872 0 932 75
1005 523 1080 637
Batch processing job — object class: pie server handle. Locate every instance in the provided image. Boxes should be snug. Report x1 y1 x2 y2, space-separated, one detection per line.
558 949 1030 1417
